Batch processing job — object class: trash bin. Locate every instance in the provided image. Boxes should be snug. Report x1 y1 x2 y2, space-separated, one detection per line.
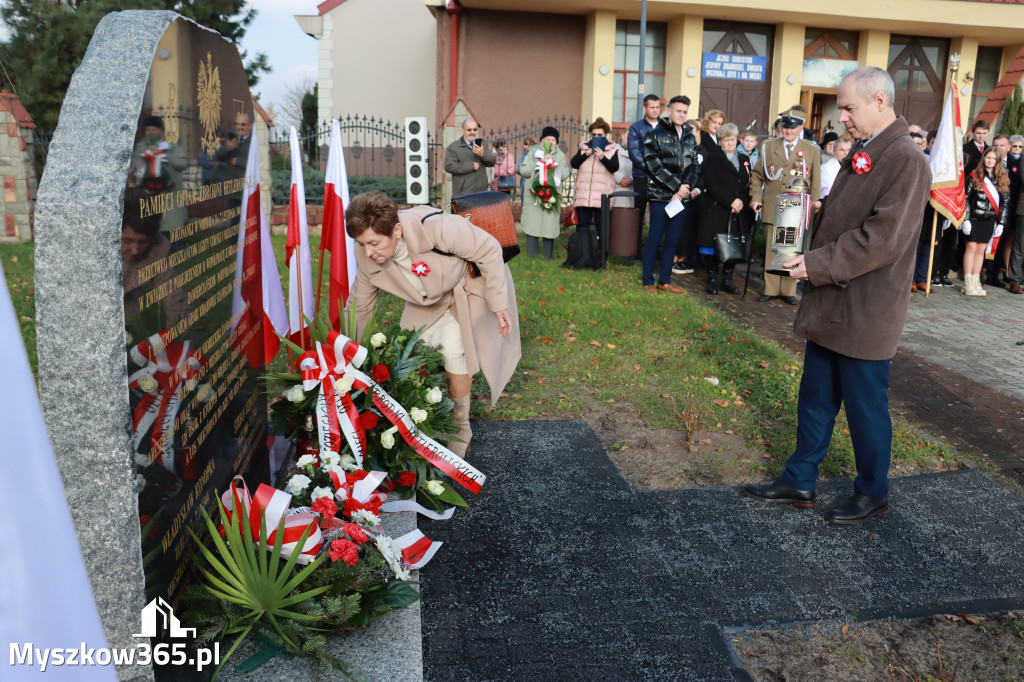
608 207 641 257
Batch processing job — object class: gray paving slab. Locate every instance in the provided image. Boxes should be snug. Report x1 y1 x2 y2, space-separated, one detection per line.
421 420 1024 681
902 283 1024 401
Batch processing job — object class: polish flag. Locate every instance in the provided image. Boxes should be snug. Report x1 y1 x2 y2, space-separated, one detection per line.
287 126 314 347
929 85 967 227
320 119 357 328
230 127 287 368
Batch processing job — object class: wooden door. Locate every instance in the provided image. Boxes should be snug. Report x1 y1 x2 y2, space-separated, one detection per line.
700 22 773 130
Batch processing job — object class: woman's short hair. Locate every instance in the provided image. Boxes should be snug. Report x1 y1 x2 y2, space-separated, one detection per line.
346 190 399 238
1010 134 1024 145
702 109 726 131
718 122 739 141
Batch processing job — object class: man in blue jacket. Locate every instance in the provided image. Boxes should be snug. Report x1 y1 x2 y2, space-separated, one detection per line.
628 94 663 258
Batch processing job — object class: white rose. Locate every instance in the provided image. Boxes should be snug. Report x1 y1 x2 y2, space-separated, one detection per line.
285 474 311 496
310 486 333 501
334 373 354 393
426 480 445 496
380 426 398 449
296 454 317 468
370 332 387 348
320 450 340 466
286 385 305 403
340 454 358 471
137 372 158 394
425 387 443 404
410 407 428 424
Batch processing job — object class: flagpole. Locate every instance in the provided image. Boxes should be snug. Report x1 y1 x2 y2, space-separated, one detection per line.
926 211 937 296
927 53 963 297
314 122 328 318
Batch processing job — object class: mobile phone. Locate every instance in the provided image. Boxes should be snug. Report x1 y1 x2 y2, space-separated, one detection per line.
473 138 483 147
590 136 608 151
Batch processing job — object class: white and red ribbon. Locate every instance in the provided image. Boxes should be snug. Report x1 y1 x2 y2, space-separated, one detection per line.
982 175 1001 218
379 499 456 521
220 476 322 564
393 529 441 569
128 331 205 473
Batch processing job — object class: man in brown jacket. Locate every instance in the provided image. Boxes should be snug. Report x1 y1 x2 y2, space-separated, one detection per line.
743 67 931 524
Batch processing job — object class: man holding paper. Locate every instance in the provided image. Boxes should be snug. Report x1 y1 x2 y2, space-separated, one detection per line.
641 95 701 293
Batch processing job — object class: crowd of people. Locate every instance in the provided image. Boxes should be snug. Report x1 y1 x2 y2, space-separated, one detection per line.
444 91 1024 303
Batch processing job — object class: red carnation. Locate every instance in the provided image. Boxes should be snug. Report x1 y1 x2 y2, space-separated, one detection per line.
358 411 379 430
342 522 370 545
380 477 397 492
372 364 390 383
419 365 428 377
217 524 226 539
346 469 369 485
397 471 417 487
311 497 338 521
329 538 360 566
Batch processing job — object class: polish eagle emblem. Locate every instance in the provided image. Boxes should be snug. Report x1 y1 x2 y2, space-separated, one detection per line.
197 52 221 156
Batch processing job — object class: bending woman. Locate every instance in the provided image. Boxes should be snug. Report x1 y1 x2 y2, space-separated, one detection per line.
347 191 522 456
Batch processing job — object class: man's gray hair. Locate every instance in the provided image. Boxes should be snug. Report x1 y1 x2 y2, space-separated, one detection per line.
1010 134 1024 145
852 66 895 109
718 122 739 141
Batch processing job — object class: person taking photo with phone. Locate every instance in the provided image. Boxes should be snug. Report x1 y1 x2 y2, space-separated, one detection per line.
445 118 496 196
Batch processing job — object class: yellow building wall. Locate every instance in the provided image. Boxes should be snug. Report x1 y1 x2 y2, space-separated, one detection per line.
770 23 805 124
858 29 890 69
665 15 704 107
582 10 616 124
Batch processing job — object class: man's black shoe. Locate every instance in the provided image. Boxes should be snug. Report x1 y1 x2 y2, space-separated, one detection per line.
939 275 954 287
825 493 889 525
931 276 942 287
757 294 775 303
742 480 816 508
781 295 799 305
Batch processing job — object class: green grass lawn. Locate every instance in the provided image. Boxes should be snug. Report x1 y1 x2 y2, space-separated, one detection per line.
2 226 955 484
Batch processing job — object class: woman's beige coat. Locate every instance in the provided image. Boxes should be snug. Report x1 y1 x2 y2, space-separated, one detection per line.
352 205 522 404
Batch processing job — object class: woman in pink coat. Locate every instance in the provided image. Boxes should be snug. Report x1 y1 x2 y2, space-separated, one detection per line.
346 191 521 456
570 117 619 238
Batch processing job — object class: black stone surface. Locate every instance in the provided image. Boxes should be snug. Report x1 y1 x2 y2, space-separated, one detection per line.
420 420 1024 681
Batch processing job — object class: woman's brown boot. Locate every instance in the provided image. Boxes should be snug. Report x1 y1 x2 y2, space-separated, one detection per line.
449 393 473 457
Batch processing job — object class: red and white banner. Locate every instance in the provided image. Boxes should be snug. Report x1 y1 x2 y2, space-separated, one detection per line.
230 127 288 368
221 476 322 564
393 529 441 569
287 126 314 347
321 119 357 329
929 86 967 227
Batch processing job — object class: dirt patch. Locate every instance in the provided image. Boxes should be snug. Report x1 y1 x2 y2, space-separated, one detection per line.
581 401 765 489
732 611 1024 681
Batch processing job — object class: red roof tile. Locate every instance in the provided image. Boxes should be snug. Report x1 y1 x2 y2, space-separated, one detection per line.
0 91 35 129
974 45 1024 129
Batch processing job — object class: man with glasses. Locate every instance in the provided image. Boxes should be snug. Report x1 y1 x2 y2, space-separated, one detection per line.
445 118 495 197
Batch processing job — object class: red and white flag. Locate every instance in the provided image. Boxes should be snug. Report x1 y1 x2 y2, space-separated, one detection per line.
929 85 967 227
320 119 357 328
231 127 288 368
287 126 314 347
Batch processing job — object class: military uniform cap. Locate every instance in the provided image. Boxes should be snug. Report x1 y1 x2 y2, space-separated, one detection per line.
778 107 805 129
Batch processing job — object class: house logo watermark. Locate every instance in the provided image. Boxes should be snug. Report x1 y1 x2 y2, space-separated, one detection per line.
9 598 218 672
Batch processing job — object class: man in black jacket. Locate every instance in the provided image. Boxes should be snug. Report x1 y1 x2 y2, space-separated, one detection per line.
640 95 701 293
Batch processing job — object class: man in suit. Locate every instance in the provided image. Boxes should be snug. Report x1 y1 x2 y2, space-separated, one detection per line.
750 107 821 304
743 67 931 524
216 111 253 182
963 120 989 176
445 118 496 197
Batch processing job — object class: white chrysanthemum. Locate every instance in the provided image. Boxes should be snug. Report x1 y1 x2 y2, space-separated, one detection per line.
380 426 398 449
134 453 150 467
137 372 158 394
322 463 344 475
285 474 312 496
425 387 443 404
410 407 428 424
369 332 387 348
320 450 340 466
340 454 358 471
311 486 333 501
425 480 444 496
374 534 401 565
296 454 317 468
352 509 380 528
286 385 306 403
334 373 354 393
395 566 412 581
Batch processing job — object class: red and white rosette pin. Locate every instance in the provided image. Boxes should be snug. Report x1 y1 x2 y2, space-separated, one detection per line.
852 152 871 174
411 261 430 277
220 476 322 564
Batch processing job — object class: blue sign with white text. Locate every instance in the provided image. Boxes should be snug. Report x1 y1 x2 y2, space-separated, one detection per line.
702 52 767 81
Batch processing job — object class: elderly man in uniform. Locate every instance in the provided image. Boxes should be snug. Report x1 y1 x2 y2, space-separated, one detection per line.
750 107 821 304
743 67 930 524
445 118 496 197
